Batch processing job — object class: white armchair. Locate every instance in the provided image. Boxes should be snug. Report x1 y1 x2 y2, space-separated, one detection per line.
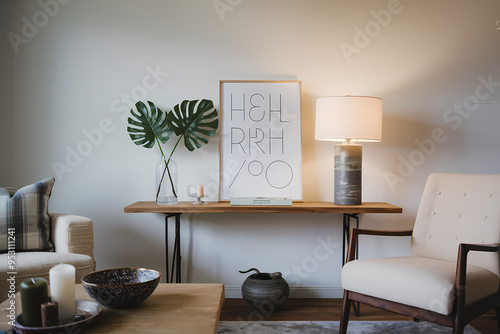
340 173 500 334
0 213 95 297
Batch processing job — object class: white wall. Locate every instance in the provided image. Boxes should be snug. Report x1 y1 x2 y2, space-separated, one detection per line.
2 0 500 298
0 1 16 178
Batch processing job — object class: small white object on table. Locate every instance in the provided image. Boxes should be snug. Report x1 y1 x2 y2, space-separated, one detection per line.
196 184 204 197
49 264 76 321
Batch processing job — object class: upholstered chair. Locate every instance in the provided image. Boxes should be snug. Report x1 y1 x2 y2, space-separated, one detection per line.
0 213 95 298
1 177 95 299
340 173 500 334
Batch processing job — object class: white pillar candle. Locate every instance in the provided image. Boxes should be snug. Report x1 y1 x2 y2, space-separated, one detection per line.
49 264 75 321
196 184 204 197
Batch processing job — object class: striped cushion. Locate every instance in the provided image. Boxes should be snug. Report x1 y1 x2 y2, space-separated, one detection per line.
0 177 55 253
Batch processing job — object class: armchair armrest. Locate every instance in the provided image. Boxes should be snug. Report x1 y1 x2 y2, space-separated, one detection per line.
346 228 413 264
454 242 500 318
455 243 500 298
50 213 95 262
456 242 500 288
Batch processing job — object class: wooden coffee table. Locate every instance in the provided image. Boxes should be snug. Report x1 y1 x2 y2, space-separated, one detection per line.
0 283 224 334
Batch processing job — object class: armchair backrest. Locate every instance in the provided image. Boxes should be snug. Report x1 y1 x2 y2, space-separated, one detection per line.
411 173 500 276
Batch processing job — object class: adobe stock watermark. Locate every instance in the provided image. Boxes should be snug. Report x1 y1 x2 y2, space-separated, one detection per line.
237 234 340 320
213 0 243 21
384 74 500 191
375 277 462 323
340 0 410 64
5 228 17 326
7 0 71 55
404 279 465 323
51 65 169 182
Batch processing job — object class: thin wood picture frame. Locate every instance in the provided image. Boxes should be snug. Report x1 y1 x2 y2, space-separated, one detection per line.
218 80 302 201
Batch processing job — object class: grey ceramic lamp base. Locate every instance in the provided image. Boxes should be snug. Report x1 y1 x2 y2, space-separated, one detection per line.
334 143 362 205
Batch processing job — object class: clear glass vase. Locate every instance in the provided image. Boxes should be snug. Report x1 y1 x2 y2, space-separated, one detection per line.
156 156 178 205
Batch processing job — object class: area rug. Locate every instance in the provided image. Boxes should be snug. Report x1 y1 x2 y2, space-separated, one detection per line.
218 321 482 333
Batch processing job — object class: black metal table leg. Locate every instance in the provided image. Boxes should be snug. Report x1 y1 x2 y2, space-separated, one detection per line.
165 213 182 283
175 214 181 283
342 213 360 316
165 215 170 283
342 213 359 266
170 226 178 283
342 214 347 267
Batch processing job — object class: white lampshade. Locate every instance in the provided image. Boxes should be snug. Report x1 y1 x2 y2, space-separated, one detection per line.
315 96 382 142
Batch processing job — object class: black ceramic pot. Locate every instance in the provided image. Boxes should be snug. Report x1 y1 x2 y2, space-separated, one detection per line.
239 268 289 313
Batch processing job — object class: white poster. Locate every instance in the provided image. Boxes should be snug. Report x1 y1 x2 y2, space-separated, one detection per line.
219 81 302 201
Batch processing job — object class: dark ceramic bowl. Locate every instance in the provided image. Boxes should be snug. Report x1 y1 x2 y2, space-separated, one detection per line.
81 267 161 308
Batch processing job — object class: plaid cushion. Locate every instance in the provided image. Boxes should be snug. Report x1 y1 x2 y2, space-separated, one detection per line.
0 177 55 253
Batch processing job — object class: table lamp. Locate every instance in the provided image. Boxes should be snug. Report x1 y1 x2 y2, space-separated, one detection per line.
315 96 382 205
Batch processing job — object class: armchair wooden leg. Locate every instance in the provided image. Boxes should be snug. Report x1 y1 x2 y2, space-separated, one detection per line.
495 307 500 332
452 315 465 334
340 290 351 334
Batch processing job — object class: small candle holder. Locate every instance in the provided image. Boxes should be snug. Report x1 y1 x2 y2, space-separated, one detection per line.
187 184 207 205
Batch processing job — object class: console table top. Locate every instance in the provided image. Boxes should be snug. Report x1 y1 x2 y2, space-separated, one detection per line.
124 201 402 214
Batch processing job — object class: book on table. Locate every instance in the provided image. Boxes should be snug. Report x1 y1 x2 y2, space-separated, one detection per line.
230 197 293 206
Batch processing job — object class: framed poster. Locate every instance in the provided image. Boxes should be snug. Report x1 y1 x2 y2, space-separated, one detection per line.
219 80 302 201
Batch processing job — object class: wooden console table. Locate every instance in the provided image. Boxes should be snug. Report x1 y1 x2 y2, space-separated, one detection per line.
124 201 402 284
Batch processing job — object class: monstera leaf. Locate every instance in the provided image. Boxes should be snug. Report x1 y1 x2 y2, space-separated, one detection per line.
168 99 219 151
127 99 219 202
127 101 173 149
